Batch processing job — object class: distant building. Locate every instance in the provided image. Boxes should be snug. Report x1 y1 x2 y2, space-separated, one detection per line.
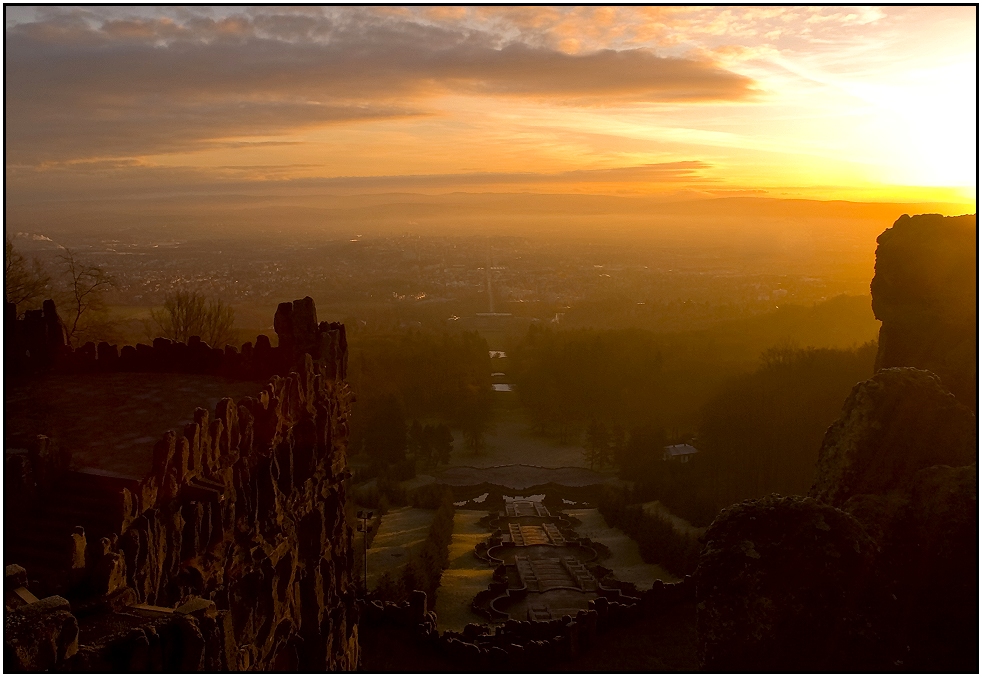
663 443 699 463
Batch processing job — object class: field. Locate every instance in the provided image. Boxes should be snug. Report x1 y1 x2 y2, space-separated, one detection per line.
433 510 495 631
364 507 435 590
642 500 706 538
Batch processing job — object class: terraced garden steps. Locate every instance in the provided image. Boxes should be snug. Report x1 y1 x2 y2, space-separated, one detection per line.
472 498 637 622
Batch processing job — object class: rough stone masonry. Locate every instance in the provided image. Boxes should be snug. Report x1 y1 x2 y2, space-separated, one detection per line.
4 298 360 672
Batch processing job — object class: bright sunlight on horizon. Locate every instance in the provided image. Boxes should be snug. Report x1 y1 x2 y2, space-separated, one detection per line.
4 6 977 212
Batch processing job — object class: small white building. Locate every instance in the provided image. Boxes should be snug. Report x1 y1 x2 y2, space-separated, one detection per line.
662 443 699 463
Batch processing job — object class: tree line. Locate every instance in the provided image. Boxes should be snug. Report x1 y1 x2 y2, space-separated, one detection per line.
6 238 237 349
348 329 493 479
372 488 456 609
513 319 877 524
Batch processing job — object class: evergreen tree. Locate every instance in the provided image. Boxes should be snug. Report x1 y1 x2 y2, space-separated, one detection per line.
363 394 408 467
433 424 453 465
617 423 667 483
583 419 611 470
408 419 424 462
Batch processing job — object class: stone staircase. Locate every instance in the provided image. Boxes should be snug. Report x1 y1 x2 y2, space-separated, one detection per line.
543 523 566 546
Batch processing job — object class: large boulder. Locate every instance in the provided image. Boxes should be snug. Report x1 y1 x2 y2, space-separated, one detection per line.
4 595 79 672
810 368 976 507
695 495 887 672
896 463 977 672
870 212 977 408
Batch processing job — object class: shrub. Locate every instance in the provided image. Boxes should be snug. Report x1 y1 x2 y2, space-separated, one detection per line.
371 488 456 609
410 482 453 509
598 485 702 577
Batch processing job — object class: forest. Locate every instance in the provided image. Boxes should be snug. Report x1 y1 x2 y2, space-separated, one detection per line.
346 329 493 478
509 307 878 524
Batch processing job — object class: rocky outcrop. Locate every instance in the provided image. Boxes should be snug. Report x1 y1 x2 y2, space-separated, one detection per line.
810 367 977 505
694 495 886 672
870 212 977 409
4 592 79 672
696 365 977 672
810 369 978 672
695 213 978 672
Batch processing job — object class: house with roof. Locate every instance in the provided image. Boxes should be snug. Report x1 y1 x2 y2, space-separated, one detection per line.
662 443 699 463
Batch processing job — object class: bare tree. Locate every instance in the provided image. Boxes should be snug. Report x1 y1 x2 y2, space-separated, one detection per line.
146 289 237 348
58 248 116 347
5 238 51 312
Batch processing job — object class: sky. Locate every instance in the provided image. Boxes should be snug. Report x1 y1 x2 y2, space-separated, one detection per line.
4 6 978 209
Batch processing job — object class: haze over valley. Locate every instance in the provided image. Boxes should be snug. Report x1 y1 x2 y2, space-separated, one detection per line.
4 6 976 674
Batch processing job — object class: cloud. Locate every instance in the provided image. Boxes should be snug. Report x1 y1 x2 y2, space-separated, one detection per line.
5 7 753 164
280 161 716 191
4 160 715 204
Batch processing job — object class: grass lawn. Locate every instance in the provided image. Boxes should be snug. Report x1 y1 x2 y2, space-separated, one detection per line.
642 500 706 537
365 507 435 590
433 509 495 632
565 508 679 586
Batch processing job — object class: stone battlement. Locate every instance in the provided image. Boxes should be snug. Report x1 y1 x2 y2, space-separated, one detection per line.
4 298 359 672
5 295 347 383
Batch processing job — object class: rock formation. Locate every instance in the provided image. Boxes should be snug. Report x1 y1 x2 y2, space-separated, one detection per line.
695 371 978 671
811 367 977 505
4 299 359 672
696 367 977 671
695 213 978 673
695 495 886 672
870 212 977 409
810 367 977 672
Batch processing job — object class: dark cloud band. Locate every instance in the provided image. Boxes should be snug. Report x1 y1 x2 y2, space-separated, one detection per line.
5 8 754 164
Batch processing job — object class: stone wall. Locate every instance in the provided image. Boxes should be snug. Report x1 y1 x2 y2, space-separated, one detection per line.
360 579 693 672
870 212 977 409
4 298 359 672
4 295 347 383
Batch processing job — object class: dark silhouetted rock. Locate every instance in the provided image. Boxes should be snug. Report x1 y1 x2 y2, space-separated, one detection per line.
811 367 976 506
871 212 977 408
695 495 886 672
894 463 977 672
4 595 79 671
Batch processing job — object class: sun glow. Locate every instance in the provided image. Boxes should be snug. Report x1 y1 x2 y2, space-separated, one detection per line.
4 6 977 210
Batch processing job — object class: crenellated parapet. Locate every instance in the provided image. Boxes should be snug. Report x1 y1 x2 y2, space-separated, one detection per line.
5 295 347 383
4 298 359 672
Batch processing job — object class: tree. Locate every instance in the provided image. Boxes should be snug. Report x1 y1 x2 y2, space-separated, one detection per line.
409 419 433 467
609 424 626 466
699 343 877 506
5 238 51 312
146 289 237 348
58 248 116 347
363 394 408 467
458 383 492 456
432 424 453 466
616 423 667 483
583 419 611 470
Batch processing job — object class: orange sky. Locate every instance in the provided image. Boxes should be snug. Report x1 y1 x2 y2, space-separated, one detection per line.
4 6 977 209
